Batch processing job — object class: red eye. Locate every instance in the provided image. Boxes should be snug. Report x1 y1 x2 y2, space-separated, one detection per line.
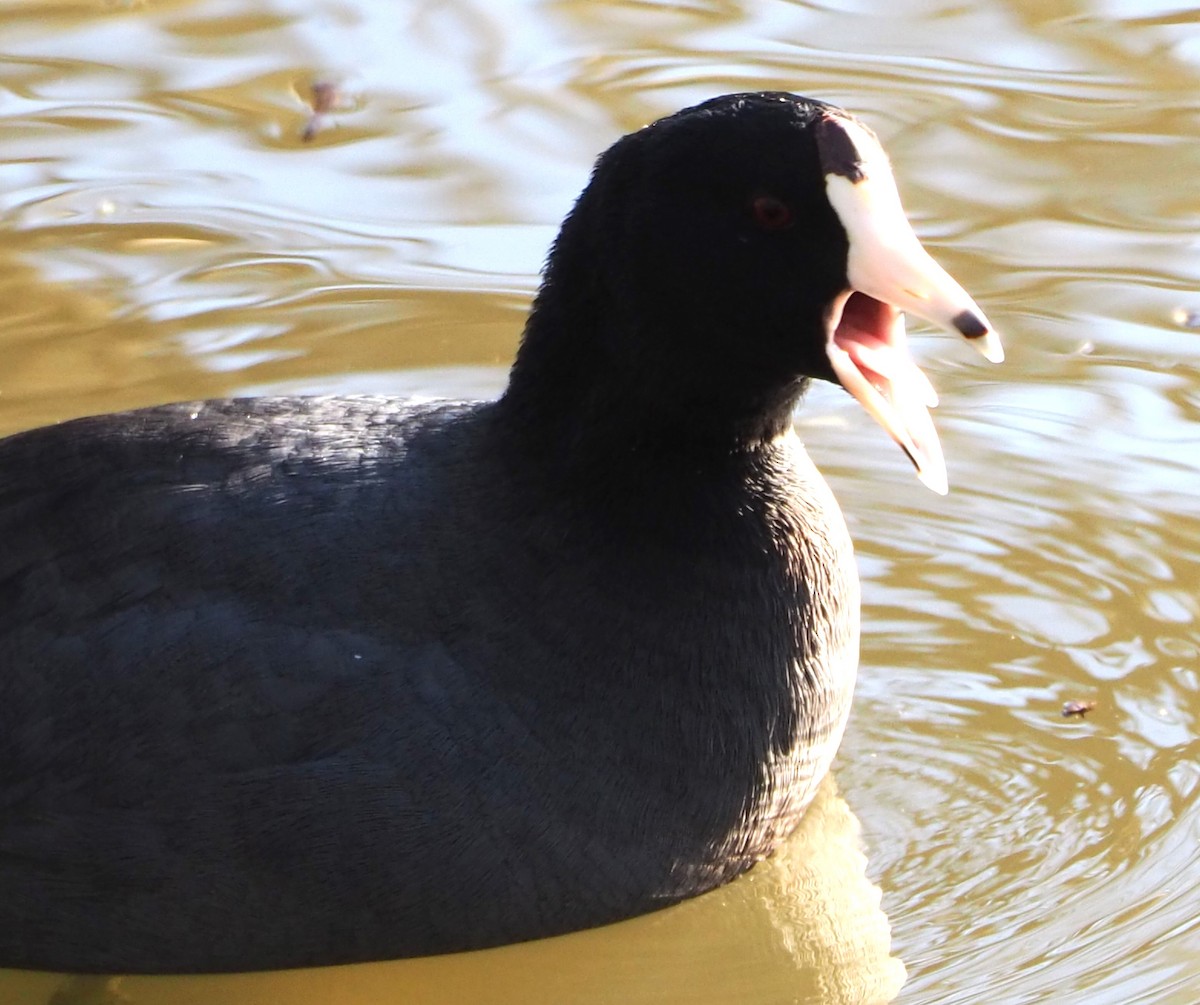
751 195 794 231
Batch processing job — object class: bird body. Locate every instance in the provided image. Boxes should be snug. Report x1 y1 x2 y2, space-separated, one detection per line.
0 92 998 972
1 397 855 970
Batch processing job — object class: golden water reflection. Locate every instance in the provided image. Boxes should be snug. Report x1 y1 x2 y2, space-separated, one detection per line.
11 781 905 1005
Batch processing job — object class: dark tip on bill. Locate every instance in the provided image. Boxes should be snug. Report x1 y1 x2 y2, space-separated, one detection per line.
815 115 866 184
952 310 989 339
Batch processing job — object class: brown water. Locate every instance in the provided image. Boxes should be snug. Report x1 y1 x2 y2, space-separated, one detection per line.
2 1 1199 1002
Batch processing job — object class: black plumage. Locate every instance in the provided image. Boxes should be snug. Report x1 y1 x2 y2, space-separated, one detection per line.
0 92 995 973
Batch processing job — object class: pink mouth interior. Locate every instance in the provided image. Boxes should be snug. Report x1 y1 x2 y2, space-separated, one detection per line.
831 291 938 410
833 293 899 396
826 291 945 492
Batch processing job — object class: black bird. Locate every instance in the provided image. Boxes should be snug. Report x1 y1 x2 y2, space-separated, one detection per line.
0 92 1001 974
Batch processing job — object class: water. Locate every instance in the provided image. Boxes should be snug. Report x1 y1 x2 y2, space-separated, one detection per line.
2 0 1199 1002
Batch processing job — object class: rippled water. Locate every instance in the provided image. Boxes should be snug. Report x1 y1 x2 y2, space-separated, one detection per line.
2 1 1198 1002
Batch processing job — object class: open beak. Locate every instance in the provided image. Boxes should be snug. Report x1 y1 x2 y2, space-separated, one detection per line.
816 113 1003 495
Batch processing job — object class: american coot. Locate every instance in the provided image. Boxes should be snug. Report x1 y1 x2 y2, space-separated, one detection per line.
0 92 1001 974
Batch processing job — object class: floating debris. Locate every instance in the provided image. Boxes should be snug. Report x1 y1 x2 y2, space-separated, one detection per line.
1061 699 1097 719
302 80 342 142
1172 306 1200 329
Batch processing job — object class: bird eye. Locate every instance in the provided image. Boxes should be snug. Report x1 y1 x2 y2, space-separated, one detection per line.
751 195 794 231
